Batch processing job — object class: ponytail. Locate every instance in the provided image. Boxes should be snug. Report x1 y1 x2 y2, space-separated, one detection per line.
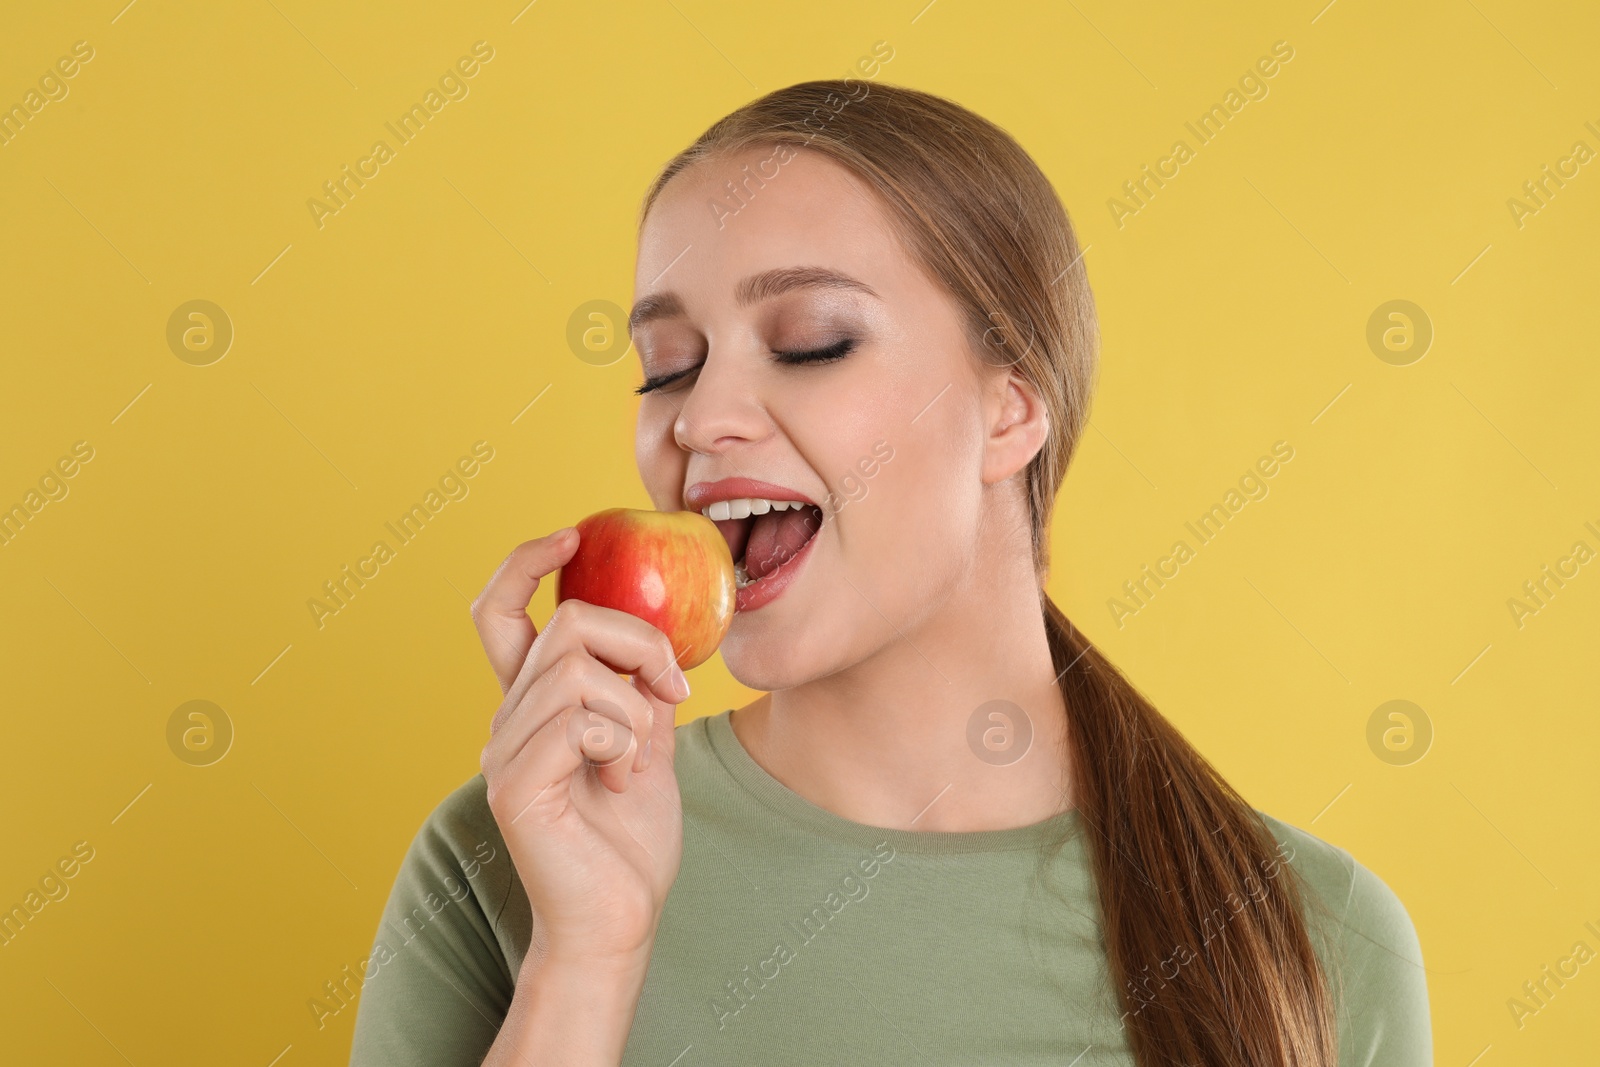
1042 595 1344 1065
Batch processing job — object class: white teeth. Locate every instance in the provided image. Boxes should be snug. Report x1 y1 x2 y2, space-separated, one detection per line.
700 497 810 520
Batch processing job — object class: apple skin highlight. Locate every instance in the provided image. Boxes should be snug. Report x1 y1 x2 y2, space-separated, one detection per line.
556 508 736 670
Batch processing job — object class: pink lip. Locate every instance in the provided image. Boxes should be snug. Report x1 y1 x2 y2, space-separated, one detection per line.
684 477 816 512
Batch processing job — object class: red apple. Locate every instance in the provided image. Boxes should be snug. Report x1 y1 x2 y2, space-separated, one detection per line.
556 508 735 670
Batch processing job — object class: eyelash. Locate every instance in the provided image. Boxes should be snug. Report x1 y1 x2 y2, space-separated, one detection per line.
634 337 857 396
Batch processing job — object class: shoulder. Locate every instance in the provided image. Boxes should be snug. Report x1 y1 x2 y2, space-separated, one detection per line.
406 773 507 898
1255 812 1421 957
1256 811 1433 1065
388 774 516 948
349 776 519 1064
422 771 498 841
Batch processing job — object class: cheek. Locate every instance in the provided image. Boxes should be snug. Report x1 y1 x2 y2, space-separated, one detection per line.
840 412 979 572
635 403 686 508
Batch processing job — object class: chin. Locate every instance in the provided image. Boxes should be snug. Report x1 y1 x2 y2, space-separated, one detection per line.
719 619 837 693
720 631 808 693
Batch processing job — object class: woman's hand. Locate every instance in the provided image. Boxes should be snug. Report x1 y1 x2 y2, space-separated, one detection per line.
472 528 689 972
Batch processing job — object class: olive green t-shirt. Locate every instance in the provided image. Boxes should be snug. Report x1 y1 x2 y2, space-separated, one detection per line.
348 710 1431 1065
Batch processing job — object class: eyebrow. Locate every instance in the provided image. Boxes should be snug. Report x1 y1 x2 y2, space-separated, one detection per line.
628 265 879 335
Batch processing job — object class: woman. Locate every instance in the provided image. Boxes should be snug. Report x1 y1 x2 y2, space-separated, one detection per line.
350 80 1431 1066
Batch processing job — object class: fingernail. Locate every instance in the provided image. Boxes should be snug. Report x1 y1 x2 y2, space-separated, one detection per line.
643 738 653 768
550 526 575 540
671 665 691 699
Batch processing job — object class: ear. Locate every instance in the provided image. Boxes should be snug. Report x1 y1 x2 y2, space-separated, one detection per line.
981 369 1049 486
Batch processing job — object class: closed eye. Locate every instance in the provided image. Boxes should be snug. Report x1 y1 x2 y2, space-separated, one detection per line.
634 364 697 396
634 337 857 396
773 337 856 365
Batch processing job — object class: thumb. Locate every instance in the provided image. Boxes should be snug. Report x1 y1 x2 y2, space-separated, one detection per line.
472 527 580 693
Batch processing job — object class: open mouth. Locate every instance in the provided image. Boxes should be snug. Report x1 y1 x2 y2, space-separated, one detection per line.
700 498 825 593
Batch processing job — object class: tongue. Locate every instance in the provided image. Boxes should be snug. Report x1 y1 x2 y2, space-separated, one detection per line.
745 507 820 581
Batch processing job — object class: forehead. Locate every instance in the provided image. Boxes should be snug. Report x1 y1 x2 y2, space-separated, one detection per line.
635 145 909 298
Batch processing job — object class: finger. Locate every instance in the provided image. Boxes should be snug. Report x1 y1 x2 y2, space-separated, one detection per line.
483 651 654 784
485 706 597 828
471 528 579 693
569 700 645 792
513 698 645 796
503 599 691 717
632 673 679 773
487 703 635 831
503 699 641 801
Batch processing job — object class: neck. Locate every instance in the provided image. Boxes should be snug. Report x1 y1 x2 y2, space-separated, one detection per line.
731 541 1074 834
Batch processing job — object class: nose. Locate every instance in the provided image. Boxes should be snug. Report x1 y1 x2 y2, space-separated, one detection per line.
671 347 769 456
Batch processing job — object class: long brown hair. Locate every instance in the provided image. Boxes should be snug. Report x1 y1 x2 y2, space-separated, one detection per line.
639 78 1345 1066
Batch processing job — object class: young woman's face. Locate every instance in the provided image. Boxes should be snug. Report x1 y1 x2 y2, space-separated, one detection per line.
632 144 1016 690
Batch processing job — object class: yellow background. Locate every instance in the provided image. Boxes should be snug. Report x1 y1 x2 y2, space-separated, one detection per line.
2 0 1596 1062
